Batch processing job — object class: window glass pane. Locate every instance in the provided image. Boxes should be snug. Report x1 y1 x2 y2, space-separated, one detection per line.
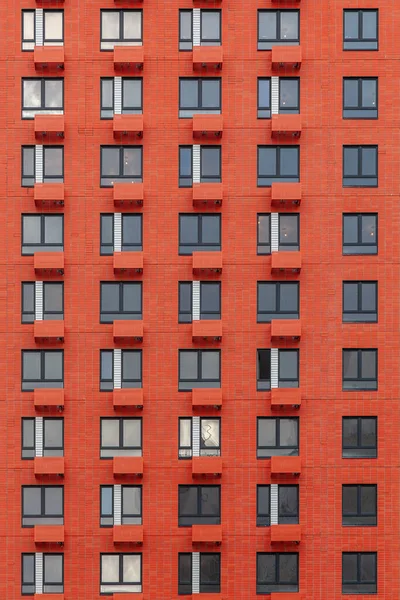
361 419 376 446
123 555 140 583
201 487 220 515
180 419 192 447
201 12 220 40
343 554 358 581
279 554 297 583
123 419 141 447
343 419 358 447
344 12 359 39
343 215 358 244
200 555 220 583
23 419 35 448
44 80 63 108
44 555 62 583
101 215 114 244
258 215 270 243
279 284 298 312
180 80 198 108
280 419 298 446
23 555 35 583
259 12 277 40
179 283 192 314
180 216 198 244
44 419 63 448
23 148 35 177
101 555 120 583
258 555 275 583
179 487 198 515
102 284 120 312
201 283 220 313
23 352 41 380
23 283 35 313
44 487 63 515
361 351 376 379
23 12 35 40
343 351 358 379
344 80 359 108
361 486 376 514
201 80 220 108
101 420 120 447
201 419 220 448
44 216 63 244
102 12 120 40
279 351 298 379
123 80 142 108
122 215 141 245
343 148 359 176
362 80 377 108
23 80 41 108
201 216 220 244
258 419 276 446
123 487 141 515
279 487 298 515
180 12 192 40
343 283 358 311
201 148 220 178
361 283 376 311
44 352 62 380
44 284 63 313
201 351 219 380
123 12 141 40
280 148 298 176
259 148 276 176
123 148 141 177
23 488 41 515
360 554 376 581
279 215 298 244
342 486 357 514
257 486 270 515
123 284 141 312
122 351 141 380
361 147 376 176
179 148 192 177
280 12 298 40
258 350 271 380
44 148 63 176
101 487 113 515
258 80 271 109
102 148 120 176
101 80 113 109
361 215 376 243
101 351 113 380
44 12 63 41
258 284 276 311
179 555 192 584
362 12 376 39
280 79 299 109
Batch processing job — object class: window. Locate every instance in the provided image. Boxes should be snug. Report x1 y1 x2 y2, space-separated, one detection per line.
342 417 377 459
257 78 300 119
179 10 221 51
343 213 377 255
257 349 271 390
22 10 64 51
258 146 300 186
342 553 377 594
257 282 299 322
100 486 142 527
343 349 377 391
178 553 220 595
100 350 142 391
343 78 377 119
22 79 63 119
22 418 64 459
179 79 221 117
22 282 64 323
343 10 378 50
100 78 143 119
343 281 377 323
100 214 142 255
21 214 64 256
100 418 142 458
178 485 221 526
258 79 271 119
22 553 64 595
22 146 64 186
100 10 142 50
179 350 221 391
179 417 221 458
342 485 377 526
22 486 63 527
100 554 142 594
178 282 221 323
257 214 300 255
22 350 63 391
343 145 378 187
100 282 142 323
257 349 299 390
257 485 299 526
257 418 299 458
258 10 300 50
179 146 222 187
100 146 143 187
179 214 221 255
257 553 299 594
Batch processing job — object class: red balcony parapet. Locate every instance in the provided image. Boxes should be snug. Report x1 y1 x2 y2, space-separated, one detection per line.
34 46 64 69
113 389 144 409
271 524 301 544
113 456 143 476
34 525 64 545
192 456 222 476
34 183 65 207
34 389 64 409
193 183 223 206
271 388 301 408
34 457 65 477
113 183 144 206
192 525 222 544
113 114 143 138
193 46 223 69
271 455 301 476
34 115 64 138
34 252 64 275
34 320 64 341
113 320 143 342
113 252 144 274
271 319 301 340
271 46 302 69
271 182 302 205
271 251 301 273
193 114 223 138
192 388 222 409
113 525 143 545
114 46 144 69
192 320 222 341
192 251 222 273
271 114 301 137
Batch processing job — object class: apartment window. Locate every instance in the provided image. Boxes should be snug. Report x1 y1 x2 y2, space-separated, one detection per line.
258 78 300 119
100 282 142 323
100 554 142 594
179 417 221 458
22 350 63 391
179 79 221 118
343 281 377 323
22 418 64 460
257 418 299 458
343 485 377 526
343 78 377 119
100 486 142 526
342 417 377 459
100 78 142 119
343 145 378 187
257 349 271 390
22 553 64 595
257 349 299 390
100 350 142 391
178 282 221 322
178 553 220 595
342 553 377 594
100 214 142 255
22 282 64 323
22 79 63 119
343 10 378 50
22 486 63 527
100 146 143 187
21 214 63 256
257 213 300 254
179 10 221 51
22 146 64 187
343 349 377 391
179 146 221 187
257 485 299 526
178 485 221 526
22 10 64 51
343 213 377 255
100 10 142 50
100 418 142 458
257 553 299 594
258 146 300 186
179 350 221 391
179 214 221 255
258 79 271 119
258 10 299 50
257 282 299 322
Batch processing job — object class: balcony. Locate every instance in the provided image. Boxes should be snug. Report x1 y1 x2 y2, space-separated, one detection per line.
270 524 301 544
113 114 143 138
34 525 64 545
192 251 222 273
192 183 223 207
193 46 223 69
192 456 222 477
271 46 302 69
114 46 144 70
34 115 65 138
34 46 64 70
271 182 302 205
271 251 301 273
113 252 143 274
271 388 301 409
34 252 64 275
113 389 144 409
34 320 65 342
271 456 301 476
192 320 222 342
192 525 222 545
113 183 144 206
34 457 65 477
193 114 223 138
192 388 222 409
34 183 65 207
113 320 143 342
34 389 64 410
113 456 143 476
271 319 301 340
113 525 143 545
271 114 301 138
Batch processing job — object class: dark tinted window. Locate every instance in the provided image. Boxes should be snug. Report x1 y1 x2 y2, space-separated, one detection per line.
179 10 221 51
280 78 300 113
257 485 299 526
179 350 221 390
179 146 221 186
22 486 64 526
258 10 300 49
257 282 299 322
258 146 300 186
343 78 377 119
279 350 299 387
257 418 299 458
257 214 271 254
100 213 142 255
343 213 377 255
257 553 299 594
342 417 377 458
257 349 271 390
258 79 271 119
22 350 63 391
343 281 377 322
342 485 377 526
22 214 64 255
342 552 377 594
179 214 221 255
100 146 143 186
179 78 221 116
343 146 378 187
100 282 142 323
178 282 221 322
343 349 377 390
257 214 299 254
343 10 378 50
178 485 221 526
